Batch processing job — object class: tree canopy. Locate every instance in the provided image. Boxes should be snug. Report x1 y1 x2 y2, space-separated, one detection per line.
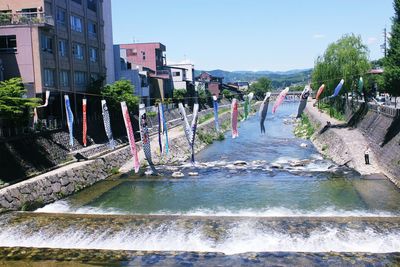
311 34 371 98
249 77 272 99
383 0 400 97
173 89 187 104
0 78 40 121
101 80 139 111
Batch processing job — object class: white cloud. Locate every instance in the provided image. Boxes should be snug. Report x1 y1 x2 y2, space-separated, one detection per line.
313 34 325 39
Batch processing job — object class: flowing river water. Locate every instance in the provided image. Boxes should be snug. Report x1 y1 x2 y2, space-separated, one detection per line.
0 103 400 265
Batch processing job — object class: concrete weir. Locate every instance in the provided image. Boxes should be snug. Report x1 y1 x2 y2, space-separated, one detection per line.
0 212 399 265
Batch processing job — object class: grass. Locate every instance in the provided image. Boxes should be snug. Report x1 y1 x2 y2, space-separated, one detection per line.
198 113 214 124
322 144 329 151
147 111 157 118
108 167 120 175
197 129 226 145
318 102 346 121
197 130 215 145
198 107 230 125
294 114 315 139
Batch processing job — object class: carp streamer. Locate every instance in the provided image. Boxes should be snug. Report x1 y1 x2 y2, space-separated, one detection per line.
259 92 271 134
121 101 140 173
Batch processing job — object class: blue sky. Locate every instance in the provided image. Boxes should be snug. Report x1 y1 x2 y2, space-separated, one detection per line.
112 0 394 71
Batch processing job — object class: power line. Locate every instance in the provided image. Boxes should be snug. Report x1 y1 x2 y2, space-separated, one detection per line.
36 70 373 104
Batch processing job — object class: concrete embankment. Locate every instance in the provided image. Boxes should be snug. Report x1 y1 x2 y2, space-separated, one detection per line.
305 101 400 188
0 104 256 212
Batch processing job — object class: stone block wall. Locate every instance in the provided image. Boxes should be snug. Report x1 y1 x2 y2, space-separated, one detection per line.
357 110 400 186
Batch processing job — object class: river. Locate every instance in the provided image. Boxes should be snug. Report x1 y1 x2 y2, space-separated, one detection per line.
0 103 399 258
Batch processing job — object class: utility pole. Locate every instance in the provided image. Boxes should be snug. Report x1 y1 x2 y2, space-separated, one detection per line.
381 28 388 57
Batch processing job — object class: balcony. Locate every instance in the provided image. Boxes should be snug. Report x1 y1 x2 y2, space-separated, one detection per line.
0 12 54 27
149 70 171 80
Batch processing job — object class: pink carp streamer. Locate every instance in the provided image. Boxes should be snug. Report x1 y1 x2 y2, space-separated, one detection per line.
82 98 87 147
231 99 239 138
272 87 290 114
121 101 140 173
316 84 325 101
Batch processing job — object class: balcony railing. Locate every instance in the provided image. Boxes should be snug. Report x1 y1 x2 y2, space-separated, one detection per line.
155 70 170 76
0 12 54 27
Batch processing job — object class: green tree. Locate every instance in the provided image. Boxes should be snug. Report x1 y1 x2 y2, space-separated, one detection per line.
0 78 40 122
383 0 400 98
222 89 233 100
311 34 371 98
249 77 272 98
173 89 187 104
101 80 139 111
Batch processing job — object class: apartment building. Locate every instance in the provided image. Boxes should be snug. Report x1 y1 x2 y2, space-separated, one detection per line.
119 42 166 72
0 0 111 102
167 63 195 90
118 42 173 102
113 45 150 105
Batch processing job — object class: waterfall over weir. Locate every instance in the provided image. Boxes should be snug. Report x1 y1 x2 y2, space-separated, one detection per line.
0 212 400 254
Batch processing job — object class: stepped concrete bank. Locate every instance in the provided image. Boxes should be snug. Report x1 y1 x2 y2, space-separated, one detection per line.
305 101 400 188
0 104 256 212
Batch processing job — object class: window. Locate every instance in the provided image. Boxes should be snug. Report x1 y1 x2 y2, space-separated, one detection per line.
87 0 97 12
126 49 137 56
72 0 82 4
73 43 84 60
19 8 38 19
70 15 83 32
56 8 66 25
173 72 181 77
88 21 97 38
41 35 53 53
60 70 69 87
89 47 98 62
0 35 16 51
44 69 55 87
74 71 86 86
58 39 68 57
142 51 146 60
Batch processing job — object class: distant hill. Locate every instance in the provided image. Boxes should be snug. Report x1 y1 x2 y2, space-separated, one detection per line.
194 69 313 89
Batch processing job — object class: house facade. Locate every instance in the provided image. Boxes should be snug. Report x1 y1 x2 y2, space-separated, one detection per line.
113 45 150 106
167 63 195 90
195 71 224 96
0 0 111 100
118 42 173 102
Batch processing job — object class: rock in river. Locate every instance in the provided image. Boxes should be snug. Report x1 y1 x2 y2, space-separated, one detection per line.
172 172 185 178
234 160 247 166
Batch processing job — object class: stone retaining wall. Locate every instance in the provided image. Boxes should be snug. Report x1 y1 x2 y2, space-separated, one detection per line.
357 110 400 186
0 104 257 212
306 104 400 188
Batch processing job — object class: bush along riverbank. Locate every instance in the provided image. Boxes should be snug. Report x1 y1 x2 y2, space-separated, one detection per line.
294 115 315 139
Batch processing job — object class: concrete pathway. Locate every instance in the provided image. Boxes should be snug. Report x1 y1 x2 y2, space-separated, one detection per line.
306 102 382 176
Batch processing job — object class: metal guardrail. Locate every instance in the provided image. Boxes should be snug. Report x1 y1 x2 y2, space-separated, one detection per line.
368 103 400 118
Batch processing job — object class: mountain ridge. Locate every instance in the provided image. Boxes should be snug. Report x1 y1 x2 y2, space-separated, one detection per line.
194 68 313 88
